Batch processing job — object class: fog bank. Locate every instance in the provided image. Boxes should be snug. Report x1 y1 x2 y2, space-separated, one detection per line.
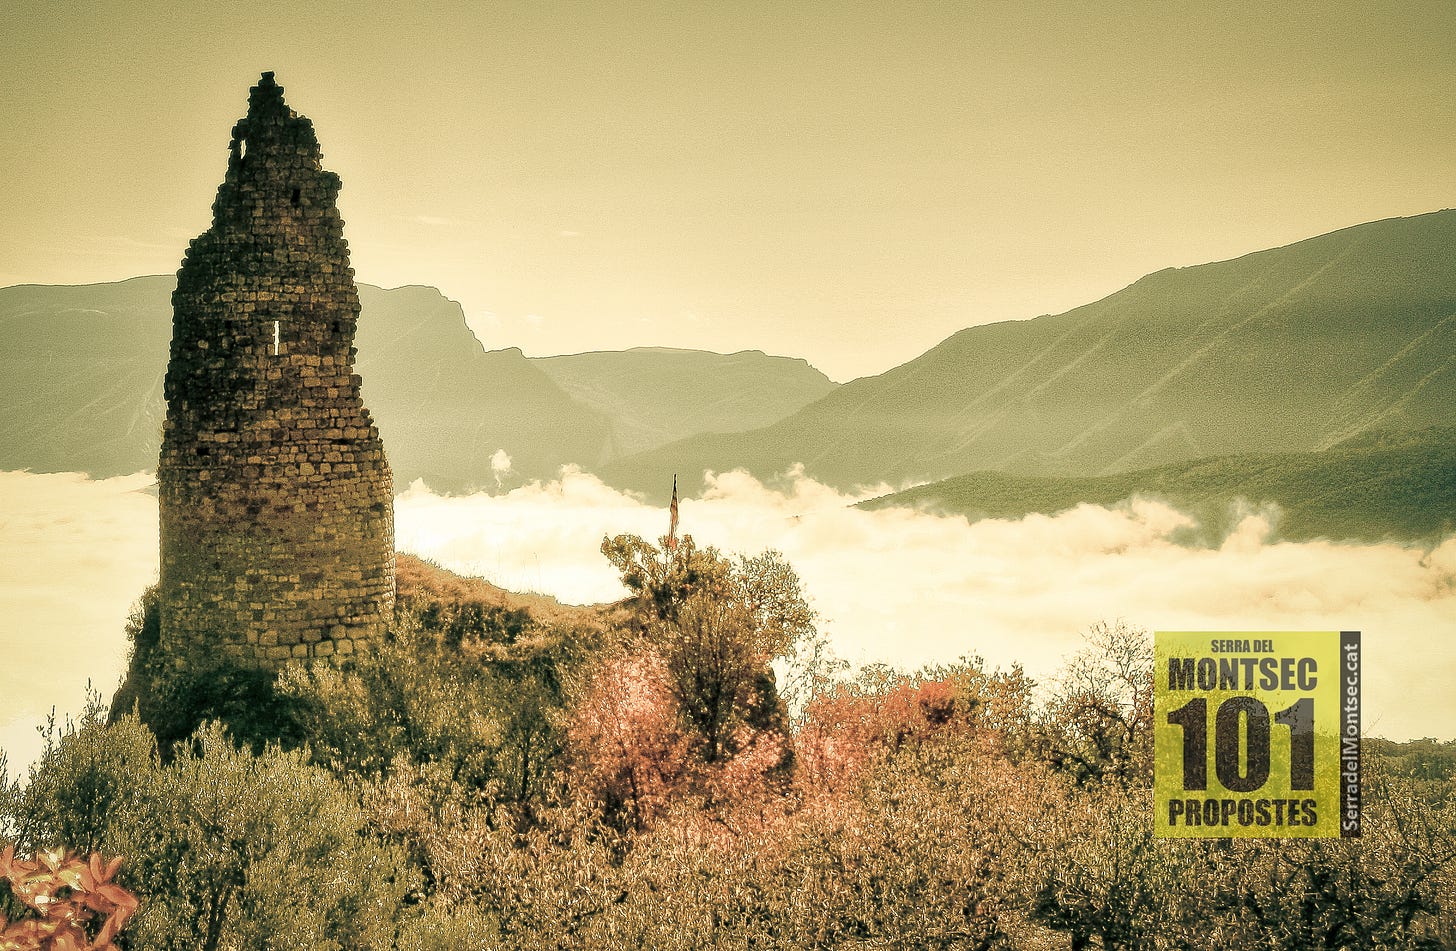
3 467 1452 775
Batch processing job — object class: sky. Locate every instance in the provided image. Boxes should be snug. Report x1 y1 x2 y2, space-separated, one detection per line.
2 2 1454 770
2 0 1453 380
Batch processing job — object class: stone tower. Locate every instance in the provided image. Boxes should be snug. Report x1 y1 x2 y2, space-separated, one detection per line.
159 72 394 667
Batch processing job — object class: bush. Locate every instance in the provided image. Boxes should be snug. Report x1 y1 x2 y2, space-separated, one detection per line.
4 711 412 951
127 722 410 951
0 847 137 950
110 586 302 753
280 606 577 814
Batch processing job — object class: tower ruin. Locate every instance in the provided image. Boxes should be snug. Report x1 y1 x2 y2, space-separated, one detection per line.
158 72 394 667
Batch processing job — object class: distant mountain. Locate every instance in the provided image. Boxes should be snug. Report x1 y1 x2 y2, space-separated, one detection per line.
606 211 1456 498
859 426 1456 544
0 277 172 477
533 348 837 458
0 277 606 490
0 278 835 492
351 284 608 492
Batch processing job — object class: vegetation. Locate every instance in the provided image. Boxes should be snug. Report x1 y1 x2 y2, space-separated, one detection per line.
0 847 136 950
6 541 1456 949
861 425 1456 545
4 707 405 950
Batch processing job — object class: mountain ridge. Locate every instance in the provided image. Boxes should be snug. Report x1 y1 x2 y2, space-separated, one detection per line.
603 210 1456 499
857 425 1456 545
5 210 1453 504
0 277 837 491
534 347 837 459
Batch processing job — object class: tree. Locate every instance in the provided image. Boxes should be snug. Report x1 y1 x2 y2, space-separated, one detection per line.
5 713 410 951
601 534 809 765
601 535 813 651
656 591 762 763
1038 620 1155 785
6 693 158 862
135 722 408 951
566 652 689 830
1192 765 1456 950
1026 782 1176 951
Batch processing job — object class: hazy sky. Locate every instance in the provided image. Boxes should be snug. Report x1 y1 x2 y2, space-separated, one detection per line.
2 0 1453 379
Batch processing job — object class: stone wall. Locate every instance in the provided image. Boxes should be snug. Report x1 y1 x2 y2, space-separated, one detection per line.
158 72 394 667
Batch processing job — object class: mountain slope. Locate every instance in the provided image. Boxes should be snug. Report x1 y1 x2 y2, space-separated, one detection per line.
859 426 1456 544
0 276 172 477
351 284 609 491
605 210 1456 498
533 347 837 457
0 279 839 491
0 278 611 490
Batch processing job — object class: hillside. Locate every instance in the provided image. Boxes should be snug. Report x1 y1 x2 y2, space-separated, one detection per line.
0 277 173 477
394 551 613 633
0 277 609 489
859 426 1456 544
534 347 837 457
606 211 1456 498
0 279 834 492
352 284 609 491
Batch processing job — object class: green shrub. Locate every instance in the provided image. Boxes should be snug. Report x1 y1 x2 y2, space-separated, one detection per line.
4 711 413 951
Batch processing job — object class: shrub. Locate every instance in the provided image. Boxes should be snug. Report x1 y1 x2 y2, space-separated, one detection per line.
5 711 412 951
110 585 302 753
0 847 137 951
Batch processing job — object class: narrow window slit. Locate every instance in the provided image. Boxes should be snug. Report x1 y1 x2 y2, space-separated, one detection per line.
273 319 281 356
290 187 301 207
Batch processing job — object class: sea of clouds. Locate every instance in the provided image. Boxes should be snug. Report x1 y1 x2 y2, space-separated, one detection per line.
3 466 1453 776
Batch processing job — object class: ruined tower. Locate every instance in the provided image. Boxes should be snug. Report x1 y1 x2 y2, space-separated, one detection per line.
159 72 394 667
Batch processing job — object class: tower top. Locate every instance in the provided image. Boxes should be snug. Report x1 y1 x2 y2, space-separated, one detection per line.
248 70 285 111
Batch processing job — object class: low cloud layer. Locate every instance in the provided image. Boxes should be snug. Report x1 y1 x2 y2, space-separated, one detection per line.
0 472 158 775
3 467 1453 775
397 468 1456 743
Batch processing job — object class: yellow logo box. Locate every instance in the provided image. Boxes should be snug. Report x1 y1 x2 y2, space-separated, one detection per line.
1154 631 1360 839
